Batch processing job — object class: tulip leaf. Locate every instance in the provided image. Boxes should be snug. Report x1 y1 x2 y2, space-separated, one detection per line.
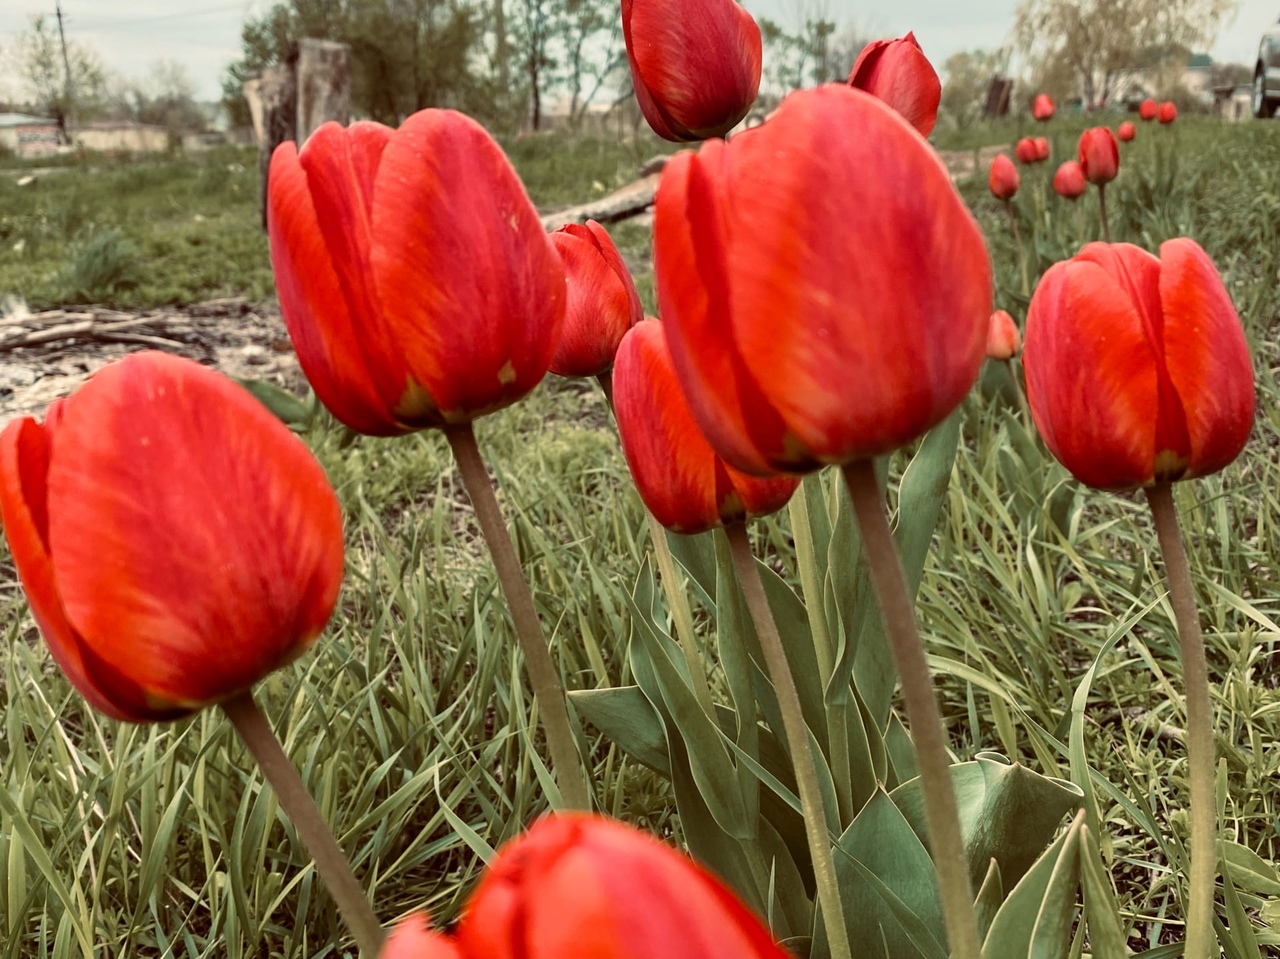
567 686 670 776
1079 824 1128 959
974 858 1005 943
884 709 919 787
1218 851 1265 959
665 528 719 612
235 377 313 427
1220 841 1280 896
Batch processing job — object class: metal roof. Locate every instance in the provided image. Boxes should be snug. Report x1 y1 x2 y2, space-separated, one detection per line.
0 113 57 127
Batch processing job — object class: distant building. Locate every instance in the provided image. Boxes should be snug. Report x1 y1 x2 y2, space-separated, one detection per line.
74 120 169 154
0 113 61 159
1214 84 1254 121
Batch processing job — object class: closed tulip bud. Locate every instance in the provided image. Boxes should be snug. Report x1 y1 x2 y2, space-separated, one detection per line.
989 153 1020 200
1158 101 1178 124
613 319 798 533
548 220 643 377
847 32 941 137
268 113 565 436
0 352 344 722
986 310 1021 360
1117 120 1136 142
1139 97 1158 120
1034 136 1051 161
1024 240 1255 489
1052 160 1087 199
381 916 461 959
1032 93 1055 121
622 0 762 142
1015 136 1039 164
1077 127 1119 184
654 85 991 475
456 815 792 959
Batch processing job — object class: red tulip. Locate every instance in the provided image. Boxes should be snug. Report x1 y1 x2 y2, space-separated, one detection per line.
1139 97 1158 121
1015 136 1039 164
0 352 344 722
455 815 792 959
989 153 1019 200
1032 93 1055 121
653 84 991 475
622 0 762 142
613 319 798 533
847 32 941 137
986 310 1021 360
1033 136 1051 161
1023 240 1254 489
268 113 565 436
1077 127 1119 185
1117 121 1136 142
1158 101 1178 124
548 220 643 377
381 916 461 959
1052 160 1086 199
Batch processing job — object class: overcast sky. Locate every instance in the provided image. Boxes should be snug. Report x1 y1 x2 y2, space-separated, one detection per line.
0 0 1277 105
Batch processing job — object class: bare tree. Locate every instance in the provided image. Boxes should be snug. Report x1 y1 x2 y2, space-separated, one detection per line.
942 49 1005 127
15 14 106 127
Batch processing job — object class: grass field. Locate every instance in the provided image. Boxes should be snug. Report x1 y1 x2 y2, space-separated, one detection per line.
1 113 1279 956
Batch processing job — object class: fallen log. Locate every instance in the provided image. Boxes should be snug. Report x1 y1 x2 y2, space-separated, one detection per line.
540 173 660 231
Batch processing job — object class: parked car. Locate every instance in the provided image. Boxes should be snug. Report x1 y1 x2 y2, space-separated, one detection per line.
1255 18 1280 117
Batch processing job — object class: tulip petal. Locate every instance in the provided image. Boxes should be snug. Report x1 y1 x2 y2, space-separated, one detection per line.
549 226 633 377
46 353 344 711
848 34 941 137
586 220 644 328
381 915 461 959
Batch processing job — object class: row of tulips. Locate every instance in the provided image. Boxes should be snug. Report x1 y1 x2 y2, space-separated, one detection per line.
1032 90 1179 124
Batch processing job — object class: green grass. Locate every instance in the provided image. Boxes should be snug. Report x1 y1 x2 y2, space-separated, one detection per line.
2 117 1280 955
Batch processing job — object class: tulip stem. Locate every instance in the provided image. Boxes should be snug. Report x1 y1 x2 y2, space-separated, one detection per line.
842 460 981 959
1003 358 1032 427
446 422 591 812
221 692 384 958
1097 183 1111 242
1146 483 1217 959
1004 199 1030 297
726 524 853 959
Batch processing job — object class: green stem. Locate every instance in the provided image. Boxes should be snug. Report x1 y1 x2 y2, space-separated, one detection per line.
1098 182 1111 242
1146 483 1216 959
1003 358 1032 428
842 460 981 959
1005 198 1030 297
221 692 384 958
445 422 591 811
726 524 852 959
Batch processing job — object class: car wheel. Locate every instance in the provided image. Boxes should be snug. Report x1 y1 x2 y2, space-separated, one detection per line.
1255 68 1278 119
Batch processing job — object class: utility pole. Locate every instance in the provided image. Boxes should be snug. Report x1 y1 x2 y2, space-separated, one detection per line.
55 0 75 141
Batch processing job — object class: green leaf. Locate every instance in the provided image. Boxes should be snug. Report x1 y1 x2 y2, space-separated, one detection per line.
1220 841 1280 896
974 858 1004 943
1080 823 1128 959
567 686 670 776
1219 849 1265 959
235 377 312 427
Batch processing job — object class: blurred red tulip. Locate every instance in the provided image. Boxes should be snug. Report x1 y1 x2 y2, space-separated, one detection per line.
1032 93 1055 121
612 320 797 533
1015 136 1039 164
1158 101 1178 124
0 352 344 722
1077 127 1119 185
1033 136 1051 161
847 32 941 136
653 84 991 475
986 310 1021 360
548 220 643 377
381 915 461 959
456 814 793 959
1052 160 1086 199
622 0 762 141
1139 97 1158 121
989 153 1020 200
1117 121 1136 142
268 113 565 436
1023 240 1254 489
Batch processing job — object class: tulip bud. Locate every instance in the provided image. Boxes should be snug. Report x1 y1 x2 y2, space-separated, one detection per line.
989 153 1019 200
1015 136 1038 164
1117 121 1136 142
622 0 762 141
1032 93 1055 121
0 352 345 721
1158 101 1178 124
847 32 941 137
381 915 461 959
1023 240 1255 489
1139 98 1158 121
986 310 1021 360
1052 160 1086 199
1034 136 1050 161
548 220 643 377
1077 127 1119 185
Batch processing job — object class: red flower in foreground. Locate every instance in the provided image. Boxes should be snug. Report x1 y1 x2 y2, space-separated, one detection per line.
612 320 797 533
847 32 941 136
1117 120 1136 142
986 310 1021 360
1139 98 1158 121
653 85 991 475
1077 127 1119 184
268 113 565 435
989 153 1019 200
1015 136 1039 164
1032 93 1055 121
622 0 762 141
0 352 344 722
1052 161 1086 199
1158 101 1178 124
1023 240 1255 489
548 220 643 377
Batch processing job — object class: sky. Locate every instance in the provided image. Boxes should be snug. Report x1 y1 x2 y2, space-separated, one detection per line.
0 0 1277 106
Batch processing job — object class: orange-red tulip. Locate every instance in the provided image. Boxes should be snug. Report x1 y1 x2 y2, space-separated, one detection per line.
1158 101 1178 124
986 310 1021 360
613 319 797 533
989 153 1019 200
622 0 762 142
653 84 991 475
1077 127 1119 185
1034 136 1051 161
1139 97 1158 121
456 815 792 959
1052 160 1086 199
548 220 643 377
268 113 565 436
847 32 941 137
0 352 344 722
1015 136 1039 164
1117 120 1136 142
1032 93 1055 121
380 915 461 959
1023 240 1255 489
